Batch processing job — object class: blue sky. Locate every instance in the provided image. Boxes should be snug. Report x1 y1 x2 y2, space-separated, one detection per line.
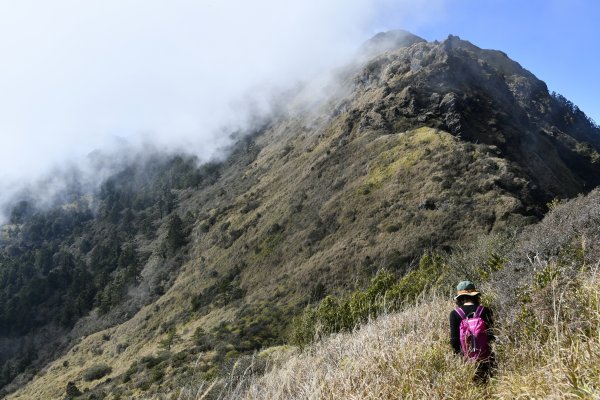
373 0 600 123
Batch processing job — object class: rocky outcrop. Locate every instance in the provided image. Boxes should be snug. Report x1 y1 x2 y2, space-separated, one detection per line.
343 34 600 204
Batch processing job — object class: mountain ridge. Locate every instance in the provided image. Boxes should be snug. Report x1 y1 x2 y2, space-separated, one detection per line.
2 31 600 399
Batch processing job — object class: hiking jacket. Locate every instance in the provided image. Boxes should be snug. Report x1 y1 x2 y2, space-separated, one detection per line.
449 304 494 354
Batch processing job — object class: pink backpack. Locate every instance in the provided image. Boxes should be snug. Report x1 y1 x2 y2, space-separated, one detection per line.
455 305 491 361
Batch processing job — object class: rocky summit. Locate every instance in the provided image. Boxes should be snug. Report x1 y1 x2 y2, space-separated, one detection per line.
1 31 599 399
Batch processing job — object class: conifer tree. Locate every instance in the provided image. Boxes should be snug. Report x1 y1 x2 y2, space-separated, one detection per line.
165 214 187 255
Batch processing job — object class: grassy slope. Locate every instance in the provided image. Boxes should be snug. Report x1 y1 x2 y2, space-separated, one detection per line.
209 276 599 400
8 36 600 399
182 191 600 400
9 123 524 399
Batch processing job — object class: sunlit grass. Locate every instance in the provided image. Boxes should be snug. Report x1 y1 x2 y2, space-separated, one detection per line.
179 267 600 399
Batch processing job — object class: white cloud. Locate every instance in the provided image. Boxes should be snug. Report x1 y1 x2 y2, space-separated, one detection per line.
0 1 354 174
0 0 446 206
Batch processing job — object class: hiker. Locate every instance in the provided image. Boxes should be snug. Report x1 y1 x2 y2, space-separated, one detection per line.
449 280 495 382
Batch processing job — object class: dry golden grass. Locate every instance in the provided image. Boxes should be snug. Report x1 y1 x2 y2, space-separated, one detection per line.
180 268 600 400
244 301 483 399
491 269 600 399
180 294 487 400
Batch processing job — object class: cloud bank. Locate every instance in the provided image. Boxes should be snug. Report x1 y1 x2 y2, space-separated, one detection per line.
0 0 450 211
0 2 349 177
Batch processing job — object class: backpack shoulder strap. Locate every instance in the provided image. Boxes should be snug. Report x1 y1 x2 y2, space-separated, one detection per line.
455 307 466 319
474 305 484 318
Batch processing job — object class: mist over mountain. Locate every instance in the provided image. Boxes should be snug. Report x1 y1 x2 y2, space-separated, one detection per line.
1 30 599 399
0 0 387 212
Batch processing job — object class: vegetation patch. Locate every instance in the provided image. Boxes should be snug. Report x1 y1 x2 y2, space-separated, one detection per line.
253 232 284 259
191 266 245 311
82 364 112 382
290 253 446 347
358 128 455 195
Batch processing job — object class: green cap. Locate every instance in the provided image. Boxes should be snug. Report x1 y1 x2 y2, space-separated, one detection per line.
454 280 480 299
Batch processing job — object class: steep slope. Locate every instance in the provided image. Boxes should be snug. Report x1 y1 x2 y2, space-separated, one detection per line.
208 188 600 399
3 32 600 399
352 34 600 198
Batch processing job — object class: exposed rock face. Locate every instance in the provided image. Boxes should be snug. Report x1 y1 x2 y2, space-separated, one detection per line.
344 34 600 203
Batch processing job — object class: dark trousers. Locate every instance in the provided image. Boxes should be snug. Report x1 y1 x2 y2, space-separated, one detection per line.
474 354 496 383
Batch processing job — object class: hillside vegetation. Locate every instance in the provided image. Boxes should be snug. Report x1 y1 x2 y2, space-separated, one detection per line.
2 31 600 399
179 189 600 399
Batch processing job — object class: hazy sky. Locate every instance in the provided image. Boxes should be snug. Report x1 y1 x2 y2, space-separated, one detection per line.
0 0 598 194
0 0 376 186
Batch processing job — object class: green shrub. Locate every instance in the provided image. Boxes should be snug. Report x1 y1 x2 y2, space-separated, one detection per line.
385 223 401 233
139 352 170 369
386 253 446 303
65 381 82 399
289 308 319 348
193 327 215 351
150 364 165 383
83 364 112 381
534 264 560 289
191 266 246 311
122 361 138 383
290 253 446 347
477 252 507 281
254 232 283 258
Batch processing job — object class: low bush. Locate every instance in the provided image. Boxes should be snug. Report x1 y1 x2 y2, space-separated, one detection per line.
82 364 112 382
290 253 447 347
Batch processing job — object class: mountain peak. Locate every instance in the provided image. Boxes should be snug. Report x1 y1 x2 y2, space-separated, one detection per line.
359 29 426 57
